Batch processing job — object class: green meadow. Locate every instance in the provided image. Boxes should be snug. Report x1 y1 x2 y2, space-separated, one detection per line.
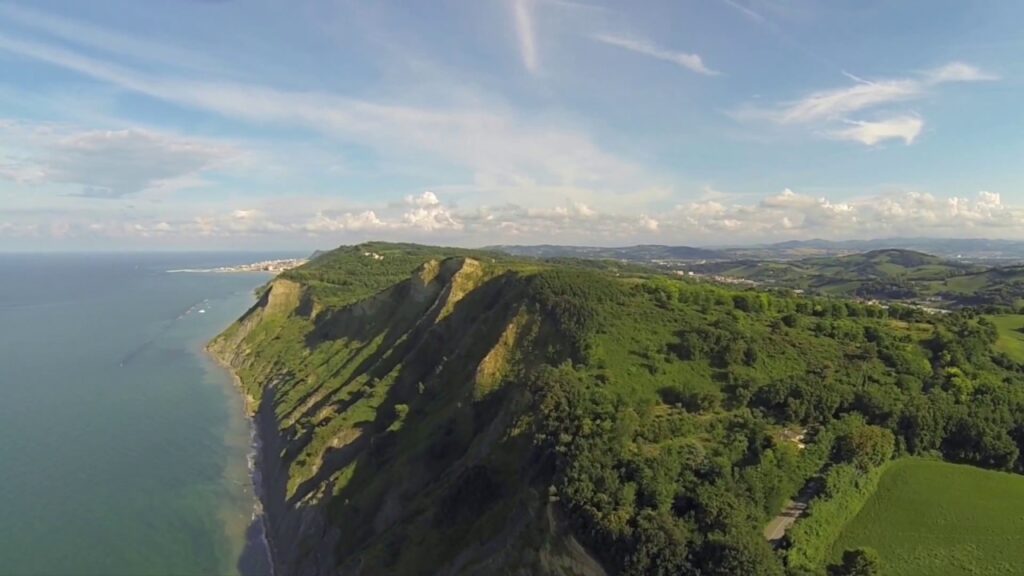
829 458 1024 575
986 314 1024 362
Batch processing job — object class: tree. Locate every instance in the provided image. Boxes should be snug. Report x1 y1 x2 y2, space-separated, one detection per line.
700 531 784 576
828 547 882 576
834 423 895 471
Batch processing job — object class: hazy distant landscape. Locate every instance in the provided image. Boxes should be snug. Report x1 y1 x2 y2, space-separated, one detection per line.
493 237 1024 264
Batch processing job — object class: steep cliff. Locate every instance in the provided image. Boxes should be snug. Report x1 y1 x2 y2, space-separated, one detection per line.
210 245 606 575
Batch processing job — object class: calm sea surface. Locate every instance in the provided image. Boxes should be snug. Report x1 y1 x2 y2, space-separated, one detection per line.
0 252 297 576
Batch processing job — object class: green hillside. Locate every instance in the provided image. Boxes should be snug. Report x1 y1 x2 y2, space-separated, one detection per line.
690 249 998 305
210 243 1024 575
829 458 1024 575
987 314 1024 362
930 266 1024 308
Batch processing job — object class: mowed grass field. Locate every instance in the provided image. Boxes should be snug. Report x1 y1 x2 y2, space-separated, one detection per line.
829 458 1024 575
986 314 1024 362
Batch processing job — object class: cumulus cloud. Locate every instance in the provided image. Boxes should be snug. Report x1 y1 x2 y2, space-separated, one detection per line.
673 189 1022 240
401 191 463 231
6 189 1024 246
302 210 384 233
593 34 719 76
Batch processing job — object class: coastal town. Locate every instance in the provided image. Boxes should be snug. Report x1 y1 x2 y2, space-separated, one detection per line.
169 258 307 274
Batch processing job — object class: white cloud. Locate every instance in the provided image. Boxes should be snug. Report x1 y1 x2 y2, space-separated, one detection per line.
720 0 766 22
401 191 462 231
512 0 538 74
924 62 999 84
405 190 442 208
551 201 597 219
0 160 46 184
593 34 719 76
7 189 1024 246
0 4 218 73
670 189 1022 240
0 31 654 207
302 210 385 233
0 221 39 237
829 116 923 146
734 62 994 147
773 77 920 124
43 129 234 197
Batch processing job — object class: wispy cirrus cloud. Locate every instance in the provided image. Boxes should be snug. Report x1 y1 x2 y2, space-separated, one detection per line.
512 0 539 74
0 3 218 73
734 62 996 146
745 65 993 126
720 0 766 23
0 27 659 209
593 34 719 76
771 76 920 124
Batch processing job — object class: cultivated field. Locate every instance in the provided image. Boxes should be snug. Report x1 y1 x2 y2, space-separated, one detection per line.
987 314 1024 363
829 458 1024 575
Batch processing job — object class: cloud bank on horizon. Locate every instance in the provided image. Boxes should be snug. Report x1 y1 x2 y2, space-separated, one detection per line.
0 0 1018 249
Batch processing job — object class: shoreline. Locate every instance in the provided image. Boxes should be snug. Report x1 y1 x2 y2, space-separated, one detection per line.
207 348 277 576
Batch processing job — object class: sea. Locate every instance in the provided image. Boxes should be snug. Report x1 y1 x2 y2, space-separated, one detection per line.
0 252 301 576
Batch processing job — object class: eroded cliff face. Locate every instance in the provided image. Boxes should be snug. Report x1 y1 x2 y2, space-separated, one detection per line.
210 257 607 576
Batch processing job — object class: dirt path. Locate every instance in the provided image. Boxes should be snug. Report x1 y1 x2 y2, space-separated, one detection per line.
763 498 810 543
764 479 820 545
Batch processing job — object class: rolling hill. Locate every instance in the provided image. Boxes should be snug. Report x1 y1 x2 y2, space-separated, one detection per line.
687 249 997 305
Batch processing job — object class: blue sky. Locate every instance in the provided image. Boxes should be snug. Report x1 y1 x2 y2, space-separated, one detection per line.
0 0 1020 250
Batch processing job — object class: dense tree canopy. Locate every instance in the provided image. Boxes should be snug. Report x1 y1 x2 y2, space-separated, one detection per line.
523 271 1024 574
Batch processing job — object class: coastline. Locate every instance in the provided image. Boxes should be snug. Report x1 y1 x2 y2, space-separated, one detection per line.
207 348 277 576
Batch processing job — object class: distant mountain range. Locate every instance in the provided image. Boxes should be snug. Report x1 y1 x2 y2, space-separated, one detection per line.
490 238 1024 263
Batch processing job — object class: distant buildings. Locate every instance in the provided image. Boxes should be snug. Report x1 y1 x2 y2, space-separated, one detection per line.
170 258 307 274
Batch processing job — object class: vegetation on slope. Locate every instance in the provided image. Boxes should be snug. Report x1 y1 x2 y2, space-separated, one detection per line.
212 242 1024 575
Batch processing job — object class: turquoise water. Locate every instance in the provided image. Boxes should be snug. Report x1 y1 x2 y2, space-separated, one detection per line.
0 253 294 576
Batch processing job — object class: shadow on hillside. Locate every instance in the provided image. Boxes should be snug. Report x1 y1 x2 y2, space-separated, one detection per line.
239 269 552 573
279 274 455 431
